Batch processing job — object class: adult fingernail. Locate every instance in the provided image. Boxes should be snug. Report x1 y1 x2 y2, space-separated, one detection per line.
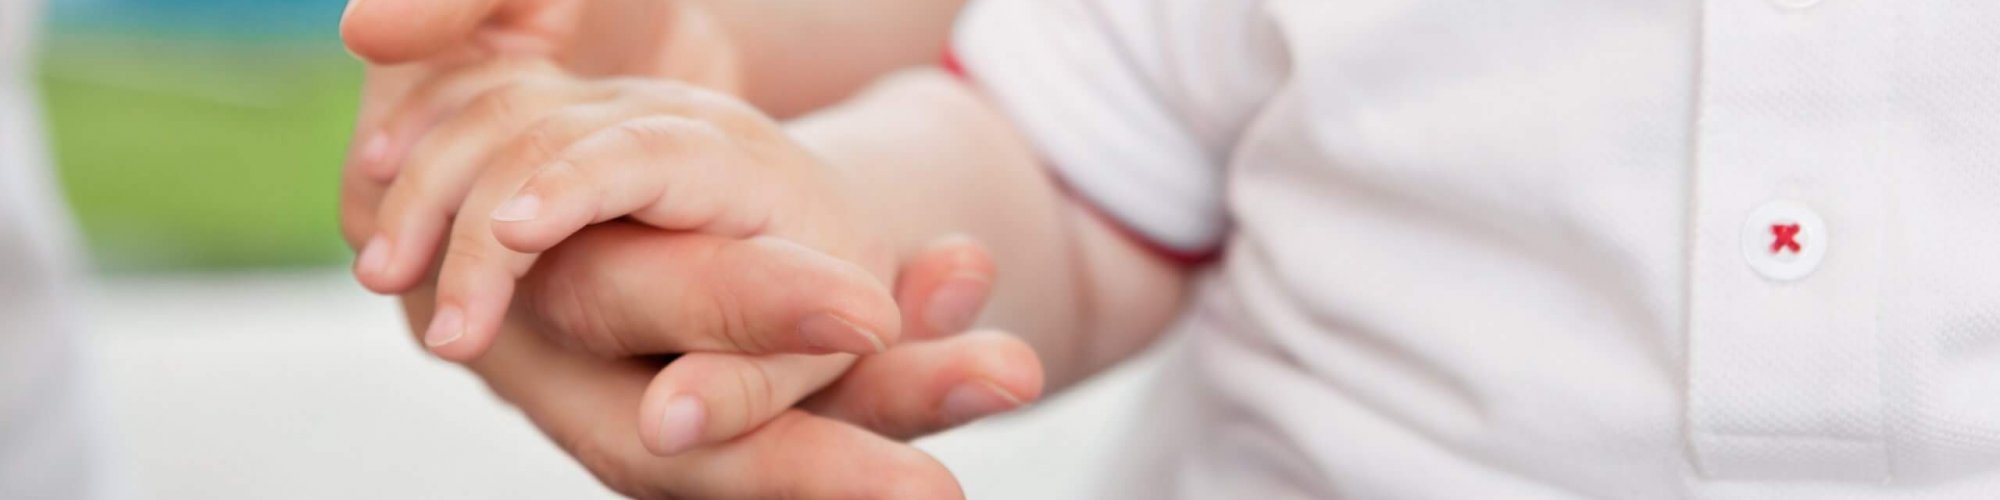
355 235 390 279
657 395 706 455
924 275 990 334
798 313 887 354
940 381 1023 426
490 193 541 222
424 306 465 347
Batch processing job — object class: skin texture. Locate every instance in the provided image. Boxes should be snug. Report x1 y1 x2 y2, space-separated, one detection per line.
336 1 1058 497
791 72 1196 387
337 1 1191 497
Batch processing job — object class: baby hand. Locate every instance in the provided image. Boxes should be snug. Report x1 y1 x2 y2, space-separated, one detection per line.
352 60 899 358
348 61 935 456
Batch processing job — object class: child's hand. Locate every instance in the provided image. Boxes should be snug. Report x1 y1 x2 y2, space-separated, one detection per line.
354 62 897 358
349 62 936 455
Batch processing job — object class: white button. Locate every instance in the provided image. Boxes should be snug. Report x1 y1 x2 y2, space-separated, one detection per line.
1772 0 1823 9
1741 200 1826 282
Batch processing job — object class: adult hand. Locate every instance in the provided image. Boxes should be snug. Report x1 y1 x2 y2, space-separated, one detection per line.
340 94 1041 494
334 3 1043 496
432 223 1044 499
346 135 1039 494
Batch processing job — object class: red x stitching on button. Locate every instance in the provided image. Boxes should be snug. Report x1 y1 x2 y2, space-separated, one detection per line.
1770 223 1802 254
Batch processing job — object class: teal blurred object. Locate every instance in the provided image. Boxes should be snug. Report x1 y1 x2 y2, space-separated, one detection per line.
39 0 361 271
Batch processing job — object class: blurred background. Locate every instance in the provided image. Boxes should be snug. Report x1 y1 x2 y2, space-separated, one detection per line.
33 0 1159 497
43 0 353 272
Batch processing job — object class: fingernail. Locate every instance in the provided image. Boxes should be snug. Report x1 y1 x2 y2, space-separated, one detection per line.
940 381 1023 425
798 313 887 354
356 236 390 279
424 306 465 347
657 395 706 455
924 275 990 334
490 193 541 222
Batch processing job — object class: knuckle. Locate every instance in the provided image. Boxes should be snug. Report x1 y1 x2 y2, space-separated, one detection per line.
680 87 762 127
723 357 780 432
528 264 632 357
481 55 554 80
616 79 759 132
611 77 688 103
389 163 454 205
468 83 535 126
512 108 603 165
440 228 497 274
511 123 570 162
618 117 728 162
846 398 899 438
606 117 681 150
707 286 766 353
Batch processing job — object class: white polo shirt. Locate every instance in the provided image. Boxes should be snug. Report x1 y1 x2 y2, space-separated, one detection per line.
958 0 2000 497
1 1 113 498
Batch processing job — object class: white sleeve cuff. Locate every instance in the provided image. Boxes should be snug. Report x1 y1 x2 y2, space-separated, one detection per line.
953 0 1228 253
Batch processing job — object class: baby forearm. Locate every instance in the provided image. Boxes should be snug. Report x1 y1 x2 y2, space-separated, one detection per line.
699 0 968 118
789 70 1191 389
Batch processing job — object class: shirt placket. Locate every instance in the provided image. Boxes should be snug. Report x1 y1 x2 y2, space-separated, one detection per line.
1687 0 1893 482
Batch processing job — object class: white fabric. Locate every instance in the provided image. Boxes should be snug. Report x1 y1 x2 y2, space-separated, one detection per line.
958 0 2000 497
1 1 115 498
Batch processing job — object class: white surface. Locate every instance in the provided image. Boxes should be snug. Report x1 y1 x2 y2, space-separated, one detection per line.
79 270 1156 499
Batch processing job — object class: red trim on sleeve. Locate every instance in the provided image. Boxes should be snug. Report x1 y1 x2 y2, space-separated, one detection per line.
940 48 971 80
940 48 1221 267
1048 172 1224 267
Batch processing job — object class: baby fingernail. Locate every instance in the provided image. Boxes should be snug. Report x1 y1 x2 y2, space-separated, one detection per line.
490 193 541 222
924 276 990 334
798 313 887 354
356 236 390 279
424 306 465 347
657 395 706 455
941 381 1023 425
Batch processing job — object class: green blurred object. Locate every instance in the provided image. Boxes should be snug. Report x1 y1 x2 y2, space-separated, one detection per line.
37 36 361 271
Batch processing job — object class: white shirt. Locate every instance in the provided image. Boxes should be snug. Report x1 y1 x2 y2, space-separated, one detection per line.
2 1 113 497
958 0 2000 497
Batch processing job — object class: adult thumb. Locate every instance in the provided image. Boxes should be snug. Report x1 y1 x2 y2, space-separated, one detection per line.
340 0 510 64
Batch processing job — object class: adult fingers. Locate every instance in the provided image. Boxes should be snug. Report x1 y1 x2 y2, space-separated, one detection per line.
893 234 997 340
339 0 532 64
636 351 854 456
484 223 897 363
451 301 962 499
803 331 1044 441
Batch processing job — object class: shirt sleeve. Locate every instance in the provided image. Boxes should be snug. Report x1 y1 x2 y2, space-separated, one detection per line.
951 0 1284 255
